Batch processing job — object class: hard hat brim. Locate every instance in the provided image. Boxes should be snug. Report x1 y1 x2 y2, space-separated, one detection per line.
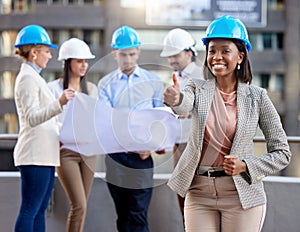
202 36 252 51
160 47 182 57
111 44 141 50
58 54 95 61
14 43 58 48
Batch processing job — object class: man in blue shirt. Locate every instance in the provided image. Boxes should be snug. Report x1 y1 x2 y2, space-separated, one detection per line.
98 25 164 232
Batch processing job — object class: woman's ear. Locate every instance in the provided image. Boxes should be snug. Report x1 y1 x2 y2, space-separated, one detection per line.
30 47 38 61
238 52 245 64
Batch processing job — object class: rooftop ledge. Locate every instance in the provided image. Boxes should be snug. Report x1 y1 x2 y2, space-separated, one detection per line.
0 171 299 183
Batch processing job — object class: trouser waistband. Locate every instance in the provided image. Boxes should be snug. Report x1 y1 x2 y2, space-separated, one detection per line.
195 166 228 177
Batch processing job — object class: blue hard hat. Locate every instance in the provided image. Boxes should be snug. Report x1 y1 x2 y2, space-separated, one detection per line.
111 26 141 49
14 24 57 48
202 15 252 51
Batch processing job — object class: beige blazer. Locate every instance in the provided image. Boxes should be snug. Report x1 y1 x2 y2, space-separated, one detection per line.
14 63 62 166
168 78 292 210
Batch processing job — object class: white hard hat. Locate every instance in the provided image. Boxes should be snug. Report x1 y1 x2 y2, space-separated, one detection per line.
58 38 95 61
160 28 197 57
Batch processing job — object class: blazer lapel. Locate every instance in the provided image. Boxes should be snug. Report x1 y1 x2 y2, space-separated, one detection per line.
231 83 252 154
196 79 216 151
23 63 56 101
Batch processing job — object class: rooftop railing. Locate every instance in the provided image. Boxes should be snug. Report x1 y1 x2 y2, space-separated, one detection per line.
1 133 300 143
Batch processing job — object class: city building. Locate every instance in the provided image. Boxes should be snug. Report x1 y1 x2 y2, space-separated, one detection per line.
0 0 299 175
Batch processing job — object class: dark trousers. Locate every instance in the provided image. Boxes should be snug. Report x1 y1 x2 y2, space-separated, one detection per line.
105 153 153 232
15 165 55 232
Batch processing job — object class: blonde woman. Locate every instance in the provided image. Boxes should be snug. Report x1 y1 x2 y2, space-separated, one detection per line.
14 25 74 232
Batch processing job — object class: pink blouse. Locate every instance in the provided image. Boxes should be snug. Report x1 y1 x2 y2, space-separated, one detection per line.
199 88 237 167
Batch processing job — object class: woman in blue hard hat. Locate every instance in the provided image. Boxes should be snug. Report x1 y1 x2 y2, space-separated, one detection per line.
164 15 291 231
13 25 75 232
47 38 98 232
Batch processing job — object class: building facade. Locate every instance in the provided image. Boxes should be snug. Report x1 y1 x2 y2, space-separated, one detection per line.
0 0 299 174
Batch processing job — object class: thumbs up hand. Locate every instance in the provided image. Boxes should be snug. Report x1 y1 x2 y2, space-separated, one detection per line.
164 73 181 106
172 73 180 90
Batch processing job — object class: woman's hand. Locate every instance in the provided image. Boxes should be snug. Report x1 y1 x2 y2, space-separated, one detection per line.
137 151 151 160
164 73 181 107
155 149 166 155
178 112 190 119
223 155 247 176
59 88 75 106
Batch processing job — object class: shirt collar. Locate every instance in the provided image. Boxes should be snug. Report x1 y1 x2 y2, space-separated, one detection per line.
117 65 141 80
25 61 42 74
179 62 197 78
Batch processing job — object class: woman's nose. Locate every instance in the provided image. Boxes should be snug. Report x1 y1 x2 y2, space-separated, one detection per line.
213 51 222 60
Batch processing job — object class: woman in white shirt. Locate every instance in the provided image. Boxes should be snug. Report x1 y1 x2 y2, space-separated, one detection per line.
47 38 97 232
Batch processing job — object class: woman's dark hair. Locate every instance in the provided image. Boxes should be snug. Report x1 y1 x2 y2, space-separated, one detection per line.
62 59 88 94
203 39 253 84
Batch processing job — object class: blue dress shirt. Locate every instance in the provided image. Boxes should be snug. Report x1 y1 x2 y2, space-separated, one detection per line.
25 61 42 74
98 65 164 110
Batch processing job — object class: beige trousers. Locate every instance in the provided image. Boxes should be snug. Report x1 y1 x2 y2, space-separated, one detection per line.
184 175 266 232
56 149 96 232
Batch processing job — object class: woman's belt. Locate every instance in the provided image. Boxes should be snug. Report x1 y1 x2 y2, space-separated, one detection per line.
195 166 228 177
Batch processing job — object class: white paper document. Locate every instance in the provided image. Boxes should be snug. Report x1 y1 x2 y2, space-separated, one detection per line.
59 93 180 156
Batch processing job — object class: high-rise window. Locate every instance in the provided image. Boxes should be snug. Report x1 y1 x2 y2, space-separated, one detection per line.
0 71 18 133
0 0 38 13
36 0 103 4
137 29 206 51
268 0 285 10
253 73 283 92
249 33 284 51
0 31 18 56
261 74 271 89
